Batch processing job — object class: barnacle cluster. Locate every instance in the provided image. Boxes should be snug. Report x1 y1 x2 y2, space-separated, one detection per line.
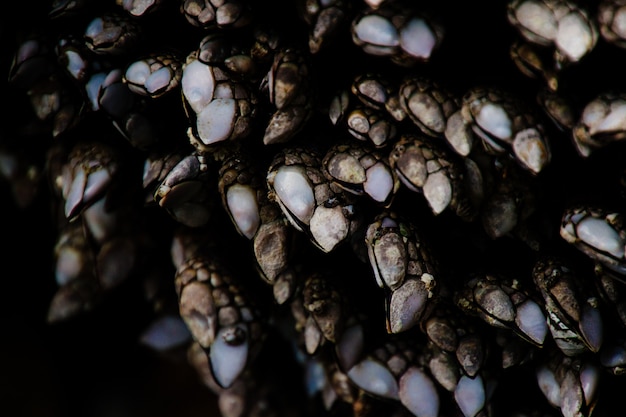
4 1 626 416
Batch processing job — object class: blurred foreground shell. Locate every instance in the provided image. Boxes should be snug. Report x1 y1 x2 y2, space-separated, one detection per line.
506 0 598 69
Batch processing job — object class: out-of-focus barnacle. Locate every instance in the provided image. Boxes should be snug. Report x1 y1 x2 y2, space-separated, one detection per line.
55 35 94 87
423 341 461 393
124 52 183 99
593 262 626 330
495 327 538 369
507 0 598 69
598 0 626 49
48 220 101 322
598 336 626 375
477 153 541 245
59 139 120 221
116 0 166 17
304 348 358 411
142 147 188 205
180 0 253 30
532 256 604 356
421 301 490 379
350 1 444 67
188 338 307 417
535 349 601 417
196 32 263 82
139 313 193 353
8 36 57 90
509 39 560 92
571 92 626 157
84 12 144 56
344 332 441 417
49 0 92 19
87 67 171 150
297 0 352 54
154 151 216 227
19 69 84 138
536 88 576 132
560 205 626 275
48 168 147 320
289 269 347 355
455 272 548 348
0 143 43 208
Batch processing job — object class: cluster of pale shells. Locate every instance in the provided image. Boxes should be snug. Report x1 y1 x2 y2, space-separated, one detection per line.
5 1 626 417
